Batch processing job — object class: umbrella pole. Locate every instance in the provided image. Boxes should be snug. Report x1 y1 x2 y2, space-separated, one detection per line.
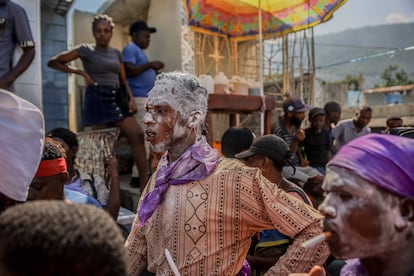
258 0 265 135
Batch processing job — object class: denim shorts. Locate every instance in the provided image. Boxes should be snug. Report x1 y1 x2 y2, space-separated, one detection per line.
83 85 131 127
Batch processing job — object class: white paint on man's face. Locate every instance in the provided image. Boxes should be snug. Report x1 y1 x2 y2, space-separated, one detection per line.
144 89 190 153
320 167 402 259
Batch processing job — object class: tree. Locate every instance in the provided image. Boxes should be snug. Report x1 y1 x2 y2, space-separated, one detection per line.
333 74 361 90
378 65 413 87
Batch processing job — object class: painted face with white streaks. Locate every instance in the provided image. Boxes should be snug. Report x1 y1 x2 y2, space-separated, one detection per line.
144 93 186 153
319 166 404 259
143 73 209 156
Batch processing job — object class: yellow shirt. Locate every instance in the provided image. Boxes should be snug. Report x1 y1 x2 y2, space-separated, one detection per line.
126 158 329 275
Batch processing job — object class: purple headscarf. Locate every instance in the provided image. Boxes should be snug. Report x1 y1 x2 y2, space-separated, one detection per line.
328 133 414 198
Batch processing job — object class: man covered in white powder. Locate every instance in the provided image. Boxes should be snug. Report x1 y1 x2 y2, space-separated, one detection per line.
125 72 329 275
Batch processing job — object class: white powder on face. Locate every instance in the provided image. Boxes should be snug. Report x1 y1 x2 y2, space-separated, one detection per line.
322 167 402 259
145 72 209 152
148 72 208 120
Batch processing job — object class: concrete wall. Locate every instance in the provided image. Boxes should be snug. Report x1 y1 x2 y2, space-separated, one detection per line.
69 1 184 130
146 0 182 72
70 10 94 131
41 6 69 131
14 0 42 109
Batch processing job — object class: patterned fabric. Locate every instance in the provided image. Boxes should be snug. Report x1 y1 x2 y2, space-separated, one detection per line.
138 137 220 226
183 0 346 40
126 158 329 275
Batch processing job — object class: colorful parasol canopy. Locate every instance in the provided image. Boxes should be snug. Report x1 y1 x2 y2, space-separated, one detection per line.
184 0 347 40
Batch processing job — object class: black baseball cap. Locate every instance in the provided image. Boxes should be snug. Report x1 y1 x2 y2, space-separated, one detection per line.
308 107 325 121
129 20 156 35
235 134 290 162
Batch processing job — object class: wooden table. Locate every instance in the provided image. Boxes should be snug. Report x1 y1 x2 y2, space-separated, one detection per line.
206 94 276 144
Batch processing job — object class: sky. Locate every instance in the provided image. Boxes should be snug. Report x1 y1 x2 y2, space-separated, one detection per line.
70 0 414 36
313 0 414 36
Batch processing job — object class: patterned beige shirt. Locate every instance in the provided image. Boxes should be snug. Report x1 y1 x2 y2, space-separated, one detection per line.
126 158 329 275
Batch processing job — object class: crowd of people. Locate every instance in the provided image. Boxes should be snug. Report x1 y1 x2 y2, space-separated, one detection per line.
2 6 414 276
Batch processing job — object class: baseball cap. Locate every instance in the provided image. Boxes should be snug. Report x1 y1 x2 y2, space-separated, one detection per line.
0 89 44 201
129 20 156 35
235 134 290 162
283 96 310 113
308 107 325 121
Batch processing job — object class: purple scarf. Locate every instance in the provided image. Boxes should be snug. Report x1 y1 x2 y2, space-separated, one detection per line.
138 137 220 226
237 259 251 276
340 259 367 276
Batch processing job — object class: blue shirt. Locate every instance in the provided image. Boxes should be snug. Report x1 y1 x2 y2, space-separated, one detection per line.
122 42 156 98
0 0 34 78
64 188 102 208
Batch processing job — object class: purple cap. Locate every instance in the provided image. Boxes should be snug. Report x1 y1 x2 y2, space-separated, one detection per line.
283 96 311 113
328 133 414 198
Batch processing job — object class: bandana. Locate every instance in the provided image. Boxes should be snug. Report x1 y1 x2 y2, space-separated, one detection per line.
138 137 220 226
328 133 414 198
35 158 67 177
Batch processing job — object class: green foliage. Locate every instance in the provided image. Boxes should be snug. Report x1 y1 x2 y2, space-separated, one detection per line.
376 64 414 87
333 74 362 90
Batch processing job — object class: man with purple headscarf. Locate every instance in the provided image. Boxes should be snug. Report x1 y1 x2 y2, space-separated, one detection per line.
319 133 414 276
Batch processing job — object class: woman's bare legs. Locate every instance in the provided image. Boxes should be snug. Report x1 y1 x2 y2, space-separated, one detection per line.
116 117 149 191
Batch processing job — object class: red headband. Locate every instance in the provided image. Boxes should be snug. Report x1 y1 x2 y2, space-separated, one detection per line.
35 158 67 177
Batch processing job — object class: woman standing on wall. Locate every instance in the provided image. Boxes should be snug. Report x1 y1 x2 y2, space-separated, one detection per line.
48 14 149 190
